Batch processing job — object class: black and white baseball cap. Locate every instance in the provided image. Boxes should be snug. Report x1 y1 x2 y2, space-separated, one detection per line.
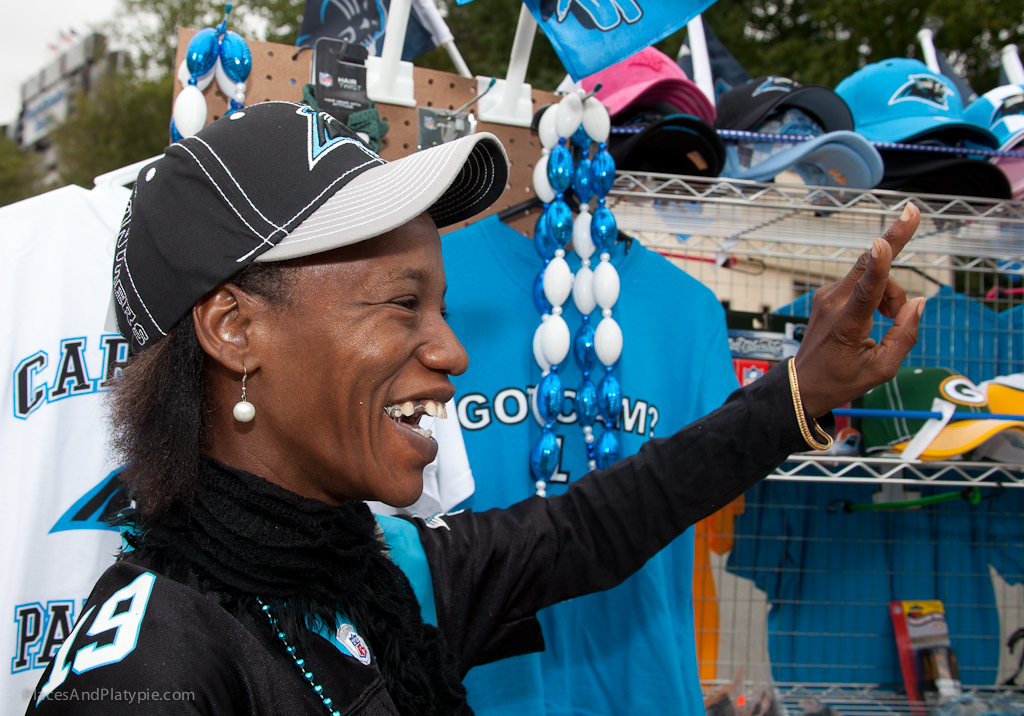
113 101 509 354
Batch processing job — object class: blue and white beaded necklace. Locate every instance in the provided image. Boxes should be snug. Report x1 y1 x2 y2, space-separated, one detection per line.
530 91 624 497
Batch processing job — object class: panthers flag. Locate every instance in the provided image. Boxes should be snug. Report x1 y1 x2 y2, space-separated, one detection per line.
517 0 719 81
297 0 442 61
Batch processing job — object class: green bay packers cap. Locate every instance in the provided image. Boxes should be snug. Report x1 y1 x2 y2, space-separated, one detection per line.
113 101 509 355
861 366 1024 460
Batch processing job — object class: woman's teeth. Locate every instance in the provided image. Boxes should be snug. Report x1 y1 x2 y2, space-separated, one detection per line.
384 399 448 428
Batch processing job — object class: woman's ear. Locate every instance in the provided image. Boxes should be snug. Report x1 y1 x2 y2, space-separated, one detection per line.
192 284 260 373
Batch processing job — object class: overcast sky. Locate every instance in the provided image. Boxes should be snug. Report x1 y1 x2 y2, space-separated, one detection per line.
1 0 120 126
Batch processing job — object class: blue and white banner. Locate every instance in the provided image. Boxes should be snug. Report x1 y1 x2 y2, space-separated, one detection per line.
297 0 440 61
519 0 718 81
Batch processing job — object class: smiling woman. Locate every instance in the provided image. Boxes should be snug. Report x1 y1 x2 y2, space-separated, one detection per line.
27 100 925 716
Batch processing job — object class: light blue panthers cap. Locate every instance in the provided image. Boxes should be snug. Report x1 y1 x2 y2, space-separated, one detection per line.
964 84 1024 149
836 58 998 147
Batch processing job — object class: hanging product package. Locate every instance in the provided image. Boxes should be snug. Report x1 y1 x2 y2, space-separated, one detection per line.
311 38 371 123
891 600 963 706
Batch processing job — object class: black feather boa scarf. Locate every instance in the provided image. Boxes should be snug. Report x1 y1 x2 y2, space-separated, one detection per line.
118 455 471 715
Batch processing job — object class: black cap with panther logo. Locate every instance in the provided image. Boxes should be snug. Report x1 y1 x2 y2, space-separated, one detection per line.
714 75 855 133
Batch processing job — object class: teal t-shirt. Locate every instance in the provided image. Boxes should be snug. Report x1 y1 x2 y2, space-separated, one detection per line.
442 215 738 716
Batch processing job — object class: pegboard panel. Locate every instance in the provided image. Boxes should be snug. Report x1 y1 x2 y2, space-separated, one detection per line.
174 29 557 234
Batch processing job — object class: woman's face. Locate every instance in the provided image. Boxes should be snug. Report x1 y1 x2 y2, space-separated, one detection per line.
242 212 468 507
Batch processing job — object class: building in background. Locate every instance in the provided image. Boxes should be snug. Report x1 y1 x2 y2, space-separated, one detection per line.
15 34 126 184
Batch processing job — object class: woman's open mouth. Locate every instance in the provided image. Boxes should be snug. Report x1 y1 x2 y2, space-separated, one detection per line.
384 399 448 440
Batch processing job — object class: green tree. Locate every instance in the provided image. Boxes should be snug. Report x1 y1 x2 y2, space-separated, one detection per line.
53 71 174 188
0 134 43 208
111 0 305 74
701 0 1024 93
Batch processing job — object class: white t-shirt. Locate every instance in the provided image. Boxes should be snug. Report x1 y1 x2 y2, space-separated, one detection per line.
1 185 131 708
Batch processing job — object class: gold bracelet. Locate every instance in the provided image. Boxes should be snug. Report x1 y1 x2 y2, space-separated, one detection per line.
787 358 834 451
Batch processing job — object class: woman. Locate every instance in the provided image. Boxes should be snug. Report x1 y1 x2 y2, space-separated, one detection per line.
28 101 923 715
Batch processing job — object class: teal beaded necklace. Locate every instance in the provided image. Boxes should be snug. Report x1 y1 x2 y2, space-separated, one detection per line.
257 597 340 716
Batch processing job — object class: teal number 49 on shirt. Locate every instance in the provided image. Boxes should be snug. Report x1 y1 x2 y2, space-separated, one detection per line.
35 573 155 705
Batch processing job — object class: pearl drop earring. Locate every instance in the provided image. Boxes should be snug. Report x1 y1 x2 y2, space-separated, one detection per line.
233 365 255 422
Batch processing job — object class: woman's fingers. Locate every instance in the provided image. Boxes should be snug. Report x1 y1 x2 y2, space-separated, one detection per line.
876 296 926 376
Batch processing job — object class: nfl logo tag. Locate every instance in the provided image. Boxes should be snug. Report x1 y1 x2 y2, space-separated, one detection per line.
337 623 372 665
318 71 333 87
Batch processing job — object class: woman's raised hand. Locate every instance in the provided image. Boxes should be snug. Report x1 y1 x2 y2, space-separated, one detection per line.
794 203 926 418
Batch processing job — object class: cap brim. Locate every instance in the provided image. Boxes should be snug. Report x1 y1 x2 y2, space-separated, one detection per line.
878 150 1012 198
256 132 509 262
856 114 999 147
892 420 1024 460
724 131 883 189
993 115 1024 150
610 115 724 176
602 78 715 125
995 156 1024 200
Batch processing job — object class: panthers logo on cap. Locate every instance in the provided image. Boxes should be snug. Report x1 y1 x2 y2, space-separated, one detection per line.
888 75 950 109
994 93 1024 122
753 76 800 96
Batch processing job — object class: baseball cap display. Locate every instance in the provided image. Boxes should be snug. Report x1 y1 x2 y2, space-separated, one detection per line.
580 46 716 125
608 113 725 176
874 147 1012 198
113 100 509 355
964 84 1024 199
715 75 855 133
860 366 1024 460
835 58 998 147
720 107 883 189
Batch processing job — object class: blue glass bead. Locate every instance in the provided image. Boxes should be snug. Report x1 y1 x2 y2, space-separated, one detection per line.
295 658 305 668
547 142 574 193
575 379 599 427
333 711 341 716
595 429 622 469
571 123 591 150
323 698 333 708
530 429 560 481
219 30 252 83
534 207 558 260
260 603 270 613
573 321 596 370
169 118 183 144
186 27 219 77
277 631 286 641
546 198 573 248
304 671 315 682
591 204 618 252
286 646 296 655
573 156 594 203
532 268 552 315
537 371 564 424
591 145 616 197
598 372 621 425
314 684 323 695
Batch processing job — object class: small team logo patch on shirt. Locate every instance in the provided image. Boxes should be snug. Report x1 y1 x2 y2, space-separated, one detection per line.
424 514 451 530
337 623 372 665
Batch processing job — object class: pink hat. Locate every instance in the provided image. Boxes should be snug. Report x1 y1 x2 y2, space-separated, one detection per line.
580 47 716 126
995 155 1024 200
